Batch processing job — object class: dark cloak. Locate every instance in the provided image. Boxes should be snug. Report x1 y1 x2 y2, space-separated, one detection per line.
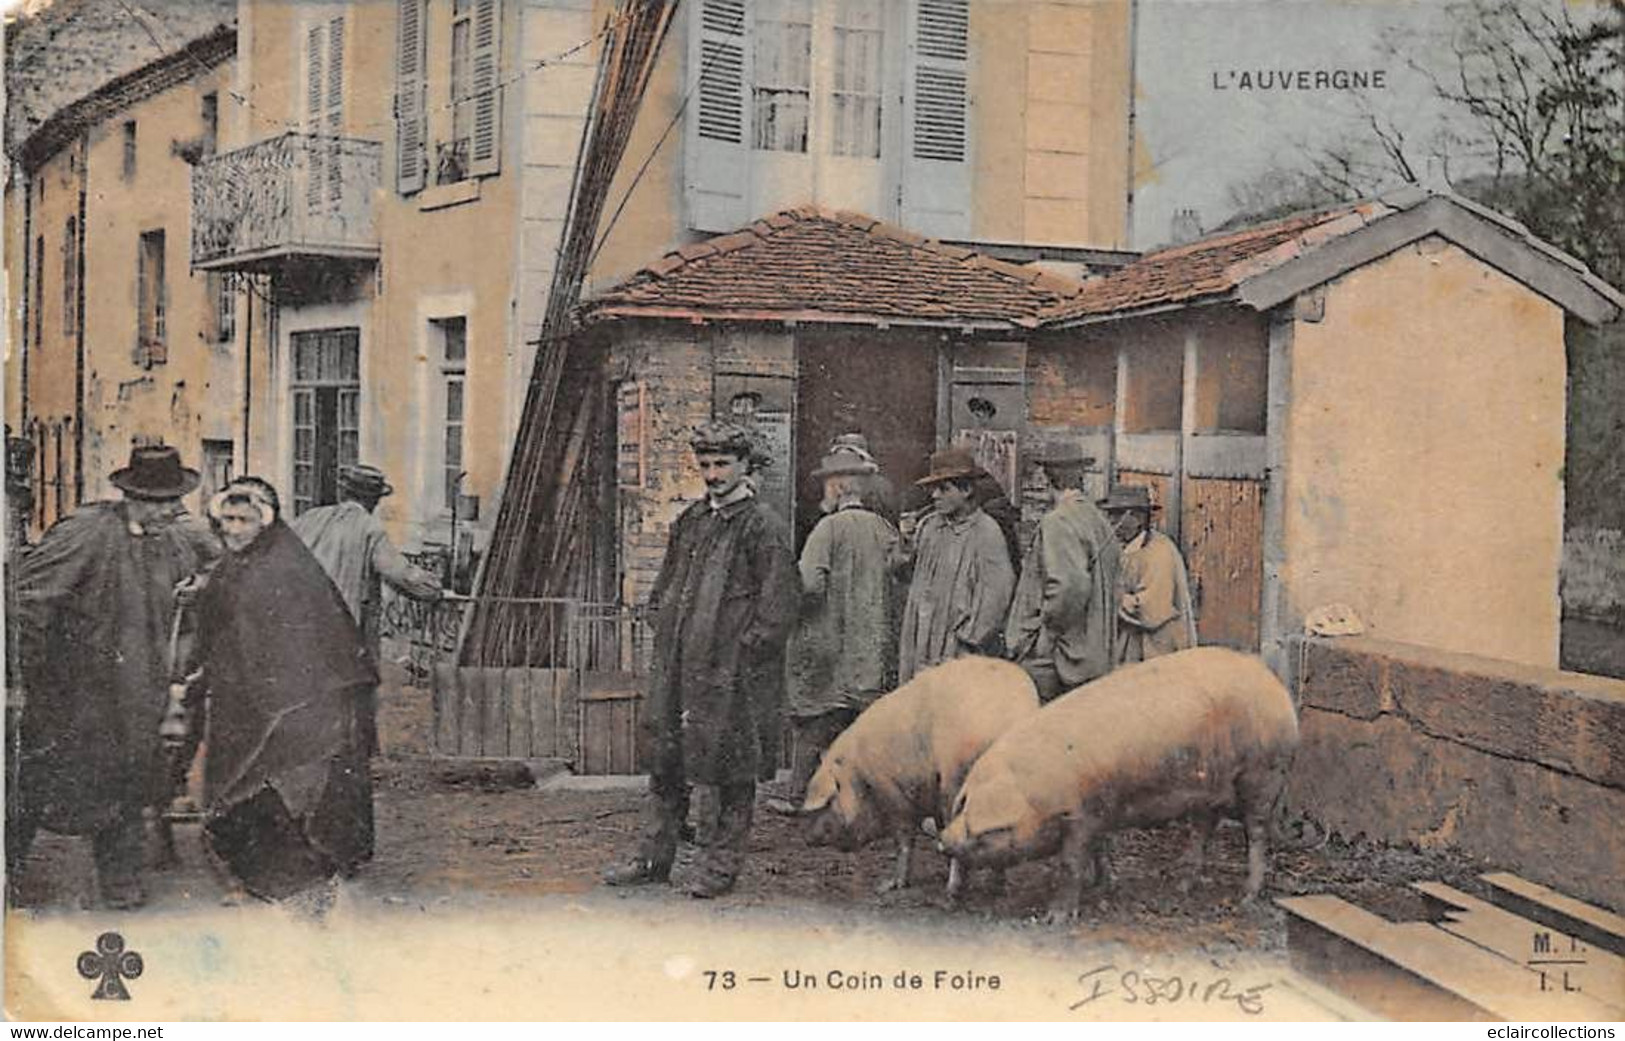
9 503 216 835
195 519 378 899
645 495 797 785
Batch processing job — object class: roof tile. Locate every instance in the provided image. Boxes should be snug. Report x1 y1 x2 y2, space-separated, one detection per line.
585 208 1083 325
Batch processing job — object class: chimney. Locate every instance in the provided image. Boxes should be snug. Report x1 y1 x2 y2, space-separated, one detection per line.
1170 207 1204 244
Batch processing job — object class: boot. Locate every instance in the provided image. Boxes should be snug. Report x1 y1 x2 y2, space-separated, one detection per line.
684 782 753 899
604 782 686 887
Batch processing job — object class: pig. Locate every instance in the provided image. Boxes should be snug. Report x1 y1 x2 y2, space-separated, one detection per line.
939 646 1298 920
800 656 1040 897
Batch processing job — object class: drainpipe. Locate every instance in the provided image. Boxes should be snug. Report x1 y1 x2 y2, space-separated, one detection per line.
72 132 88 506
242 275 253 472
20 166 33 430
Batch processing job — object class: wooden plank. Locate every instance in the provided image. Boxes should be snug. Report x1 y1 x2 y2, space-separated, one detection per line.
431 663 459 755
506 667 533 759
457 666 485 757
1482 873 1625 957
1185 433 1267 480
1278 895 1621 1021
1182 476 1264 650
1414 882 1625 1013
479 667 507 757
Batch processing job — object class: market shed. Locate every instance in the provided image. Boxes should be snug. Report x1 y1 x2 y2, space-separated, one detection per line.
575 206 1095 606
1034 185 1624 669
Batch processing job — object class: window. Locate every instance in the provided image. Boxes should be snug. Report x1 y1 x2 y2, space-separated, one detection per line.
434 317 467 511
32 235 43 348
200 439 235 503
122 121 137 180
201 92 219 158
136 230 167 366
209 272 236 343
441 0 474 184
62 218 77 336
752 0 811 152
831 0 883 158
290 328 361 515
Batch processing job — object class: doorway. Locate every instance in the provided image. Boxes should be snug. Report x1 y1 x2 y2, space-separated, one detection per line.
289 327 360 515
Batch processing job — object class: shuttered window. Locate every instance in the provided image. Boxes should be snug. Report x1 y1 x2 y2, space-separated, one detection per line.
910 0 968 162
831 0 883 158
61 217 77 337
697 0 746 144
395 0 427 194
305 16 346 213
467 0 501 177
136 230 167 367
752 0 811 153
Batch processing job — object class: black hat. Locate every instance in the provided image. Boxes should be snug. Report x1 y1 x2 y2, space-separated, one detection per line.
108 445 200 500
1098 484 1159 513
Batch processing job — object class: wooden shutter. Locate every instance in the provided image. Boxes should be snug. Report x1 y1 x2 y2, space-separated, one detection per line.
468 0 502 176
900 0 970 238
306 22 326 213
396 0 427 193
683 0 751 232
326 16 346 206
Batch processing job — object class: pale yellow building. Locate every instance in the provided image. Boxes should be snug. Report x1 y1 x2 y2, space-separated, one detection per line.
5 26 240 535
182 0 1132 580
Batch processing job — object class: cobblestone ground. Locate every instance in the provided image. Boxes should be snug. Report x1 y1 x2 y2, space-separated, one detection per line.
9 658 1506 960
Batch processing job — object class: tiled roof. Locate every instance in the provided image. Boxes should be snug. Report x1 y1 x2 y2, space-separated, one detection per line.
583 207 1085 328
1042 200 1394 322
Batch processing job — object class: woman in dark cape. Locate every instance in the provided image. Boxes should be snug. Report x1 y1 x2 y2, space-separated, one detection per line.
195 478 378 901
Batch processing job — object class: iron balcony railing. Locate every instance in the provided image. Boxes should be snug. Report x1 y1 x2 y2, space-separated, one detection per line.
190 131 381 271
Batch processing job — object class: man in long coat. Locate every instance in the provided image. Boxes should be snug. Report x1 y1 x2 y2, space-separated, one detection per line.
6 446 217 908
290 463 441 757
893 446 1016 682
1005 454 1120 700
781 446 898 807
1101 485 1198 663
605 423 796 898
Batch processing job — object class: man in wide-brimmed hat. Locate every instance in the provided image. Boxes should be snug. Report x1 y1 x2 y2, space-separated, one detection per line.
1099 484 1197 664
777 445 899 811
7 445 218 908
892 445 1015 683
1005 452 1120 700
290 463 441 757
605 421 796 898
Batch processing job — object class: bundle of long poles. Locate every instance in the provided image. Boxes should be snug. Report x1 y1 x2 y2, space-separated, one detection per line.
463 0 679 665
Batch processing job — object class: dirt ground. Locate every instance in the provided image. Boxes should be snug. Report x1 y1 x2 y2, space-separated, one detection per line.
5 657 1520 957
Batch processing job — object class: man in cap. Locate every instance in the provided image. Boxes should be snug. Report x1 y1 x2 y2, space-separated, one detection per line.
893 446 1016 683
1004 453 1120 700
1099 485 1197 664
605 422 796 898
778 443 899 811
6 445 218 908
290 463 442 757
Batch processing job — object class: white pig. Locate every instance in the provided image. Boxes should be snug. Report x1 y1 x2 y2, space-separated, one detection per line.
801 656 1040 896
939 647 1299 920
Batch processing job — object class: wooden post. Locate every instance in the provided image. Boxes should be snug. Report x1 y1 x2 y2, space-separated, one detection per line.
1177 324 1199 547
1111 341 1129 484
1261 307 1295 679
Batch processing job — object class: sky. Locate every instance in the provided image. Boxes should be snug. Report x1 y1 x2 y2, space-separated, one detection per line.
1131 0 1467 247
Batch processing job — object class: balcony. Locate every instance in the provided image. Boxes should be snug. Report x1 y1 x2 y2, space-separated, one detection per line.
191 132 381 273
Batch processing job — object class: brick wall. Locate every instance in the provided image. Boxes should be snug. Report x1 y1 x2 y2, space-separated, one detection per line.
610 324 711 608
1285 635 1625 911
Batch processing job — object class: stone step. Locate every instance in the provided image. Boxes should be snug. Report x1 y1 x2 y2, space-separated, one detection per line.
1413 881 1624 1016
1278 893 1621 1021
1481 871 1625 958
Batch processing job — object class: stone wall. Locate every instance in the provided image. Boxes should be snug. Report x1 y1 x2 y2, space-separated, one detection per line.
1284 635 1625 912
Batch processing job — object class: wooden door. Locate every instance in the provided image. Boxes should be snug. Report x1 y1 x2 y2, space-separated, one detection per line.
1180 476 1264 650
